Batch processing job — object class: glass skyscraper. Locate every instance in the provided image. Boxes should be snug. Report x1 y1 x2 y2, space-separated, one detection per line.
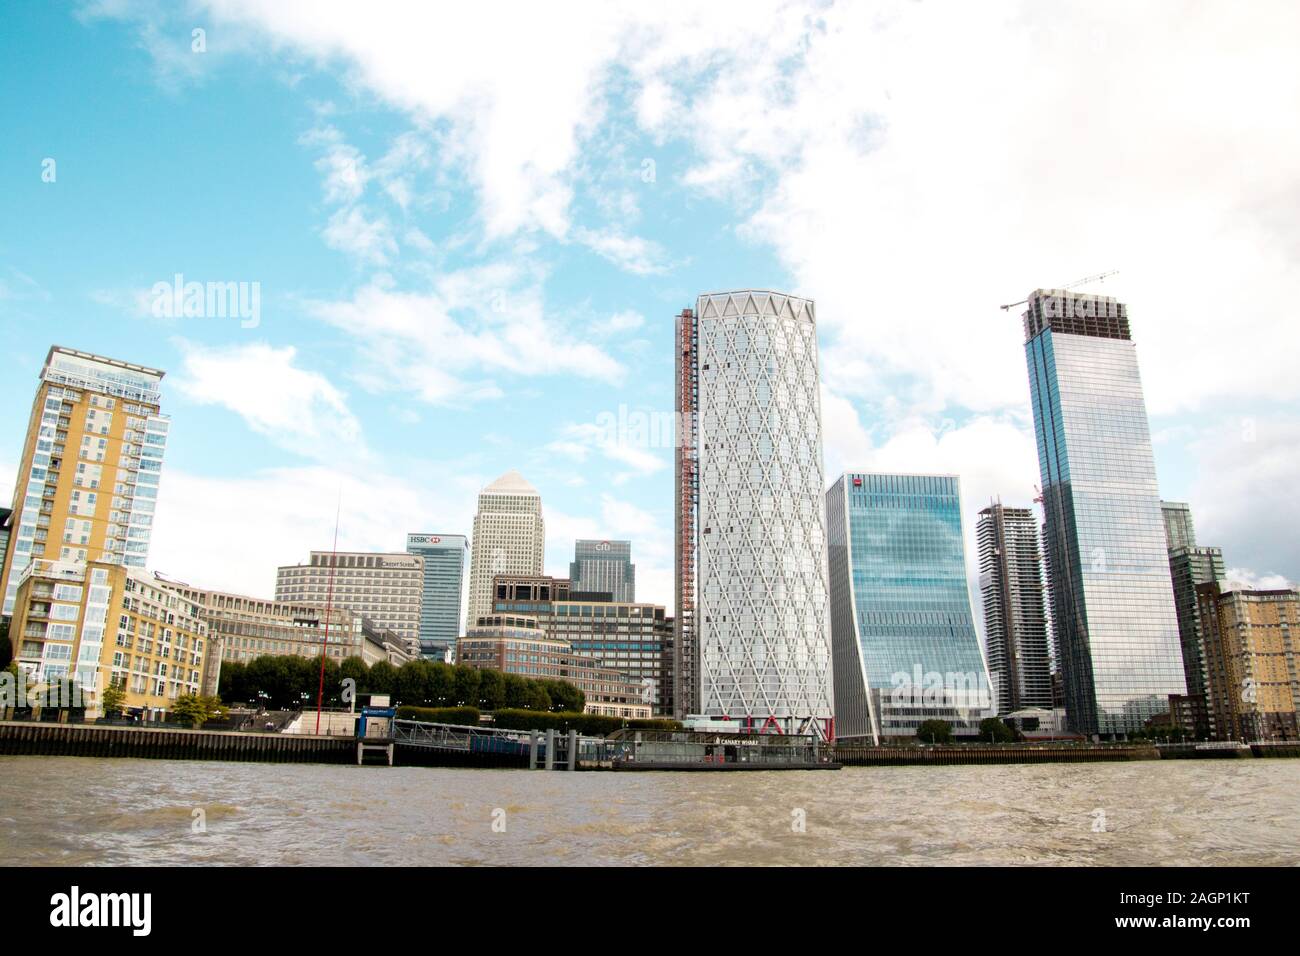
406 533 468 660
827 472 991 743
569 539 635 601
1023 289 1186 737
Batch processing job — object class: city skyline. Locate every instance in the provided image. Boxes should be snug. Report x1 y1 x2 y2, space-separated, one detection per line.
3 3 1298 633
5 1 1300 896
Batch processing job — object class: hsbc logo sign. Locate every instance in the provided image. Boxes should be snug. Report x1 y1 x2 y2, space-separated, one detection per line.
408 535 443 545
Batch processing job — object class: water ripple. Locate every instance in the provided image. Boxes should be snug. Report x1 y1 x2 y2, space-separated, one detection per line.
0 757 1296 866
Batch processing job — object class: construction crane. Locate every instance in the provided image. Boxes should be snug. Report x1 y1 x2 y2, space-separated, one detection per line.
999 270 1119 312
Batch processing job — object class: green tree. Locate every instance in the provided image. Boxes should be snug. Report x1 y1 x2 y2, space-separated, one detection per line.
502 672 530 709
453 665 480 708
429 662 455 708
100 683 126 717
218 659 247 703
365 660 397 696
395 659 432 706
171 694 225 728
287 655 321 709
978 717 1016 743
339 656 369 700
245 655 292 708
542 679 584 713
477 669 505 710
916 719 953 744
523 683 551 711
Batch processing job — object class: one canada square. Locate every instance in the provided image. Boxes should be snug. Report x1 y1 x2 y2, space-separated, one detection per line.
1022 289 1185 737
674 291 834 736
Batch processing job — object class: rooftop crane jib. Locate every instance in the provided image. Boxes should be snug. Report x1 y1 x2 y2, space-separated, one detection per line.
999 270 1119 312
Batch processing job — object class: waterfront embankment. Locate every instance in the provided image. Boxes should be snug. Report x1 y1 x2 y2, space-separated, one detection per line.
3 720 1296 768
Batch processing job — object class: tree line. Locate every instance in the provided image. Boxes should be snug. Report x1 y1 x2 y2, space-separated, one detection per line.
218 654 586 713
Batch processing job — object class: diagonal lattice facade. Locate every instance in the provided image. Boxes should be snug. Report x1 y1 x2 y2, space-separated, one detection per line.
692 290 833 732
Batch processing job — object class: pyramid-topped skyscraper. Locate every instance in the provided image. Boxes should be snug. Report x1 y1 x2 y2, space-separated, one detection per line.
466 470 545 627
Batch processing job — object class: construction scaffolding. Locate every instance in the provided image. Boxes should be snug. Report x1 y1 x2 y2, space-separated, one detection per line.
673 307 700 720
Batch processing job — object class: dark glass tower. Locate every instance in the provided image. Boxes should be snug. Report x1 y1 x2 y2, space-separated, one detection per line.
405 533 468 660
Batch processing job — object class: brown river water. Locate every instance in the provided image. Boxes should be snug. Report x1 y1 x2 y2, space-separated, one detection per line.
1 756 1296 866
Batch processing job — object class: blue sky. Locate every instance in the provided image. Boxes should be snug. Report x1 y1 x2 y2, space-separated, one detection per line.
3 1 1298 613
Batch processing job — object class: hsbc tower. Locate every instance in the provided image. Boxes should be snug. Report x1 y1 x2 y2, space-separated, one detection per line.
406 533 469 661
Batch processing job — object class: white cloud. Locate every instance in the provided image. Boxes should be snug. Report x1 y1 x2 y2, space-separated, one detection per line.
305 267 626 404
150 463 475 599
1190 416 1300 582
549 419 668 481
1225 568 1295 592
89 286 154 317
591 309 645 337
98 3 1300 413
573 227 670 276
320 205 398 265
676 2 1300 418
172 341 366 460
0 268 50 303
103 0 807 243
314 138 369 204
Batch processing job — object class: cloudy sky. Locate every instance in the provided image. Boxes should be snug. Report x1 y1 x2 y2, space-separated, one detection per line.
2 1 1297 621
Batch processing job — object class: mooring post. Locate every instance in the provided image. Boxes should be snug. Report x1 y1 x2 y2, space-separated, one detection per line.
529 731 539 769
567 729 578 771
544 728 555 770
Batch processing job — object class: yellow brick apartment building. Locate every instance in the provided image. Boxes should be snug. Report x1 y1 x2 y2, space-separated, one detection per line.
9 559 209 720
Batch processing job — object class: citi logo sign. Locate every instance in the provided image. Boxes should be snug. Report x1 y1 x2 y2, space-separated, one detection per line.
49 886 151 936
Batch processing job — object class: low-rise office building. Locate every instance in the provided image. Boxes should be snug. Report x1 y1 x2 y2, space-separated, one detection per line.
275 550 424 658
159 578 411 695
492 574 673 716
458 614 651 719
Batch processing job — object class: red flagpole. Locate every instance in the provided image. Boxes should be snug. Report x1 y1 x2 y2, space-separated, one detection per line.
315 492 341 735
